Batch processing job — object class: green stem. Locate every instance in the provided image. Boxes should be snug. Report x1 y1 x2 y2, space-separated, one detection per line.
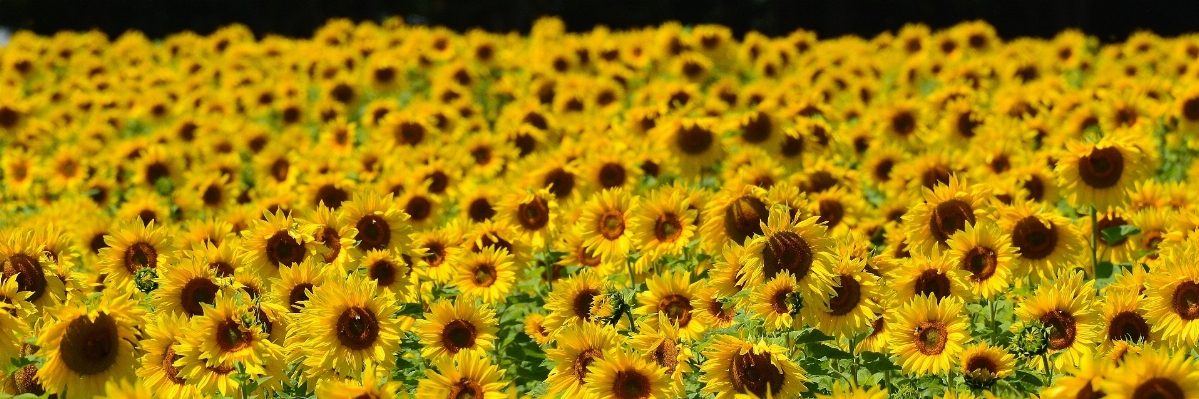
989 298 998 344
626 259 638 287
1041 352 1053 385
849 335 859 387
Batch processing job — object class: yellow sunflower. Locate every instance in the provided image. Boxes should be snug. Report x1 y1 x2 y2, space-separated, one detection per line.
815 382 889 399
136 311 203 398
1100 348 1199 399
545 322 623 398
959 343 1016 386
151 254 224 317
629 314 694 397
995 199 1085 284
699 335 808 399
698 184 772 253
497 187 559 249
888 294 970 376
1101 289 1158 349
578 187 639 263
543 269 608 332
523 313 554 345
176 291 287 397
2 230 66 307
808 254 883 339
891 247 973 302
655 116 726 176
37 290 143 399
750 271 802 332
358 248 410 296
99 218 172 292
314 360 405 399
416 349 508 399
742 205 836 307
1143 247 1199 347
237 209 315 279
449 245 517 304
584 347 672 399
637 270 706 340
338 190 414 254
1014 270 1101 371
289 273 401 381
631 188 698 272
945 222 1017 299
901 175 990 253
1054 134 1150 210
415 298 498 361
1040 353 1110 399
297 203 358 271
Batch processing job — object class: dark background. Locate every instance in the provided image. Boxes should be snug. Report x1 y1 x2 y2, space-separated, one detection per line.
2 0 1199 42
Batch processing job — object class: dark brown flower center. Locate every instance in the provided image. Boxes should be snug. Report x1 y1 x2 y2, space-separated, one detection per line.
965 354 999 375
315 185 349 209
729 350 785 398
921 165 953 189
659 294 693 327
742 112 772 143
1184 98 1199 121
1041 310 1078 350
573 289 599 320
336 306 380 350
723 196 769 244
518 197 550 230
180 277 219 317
762 231 814 282
288 283 314 313
1131 378 1185 399
914 269 952 300
676 125 714 155
472 263 497 287
405 196 433 222
770 287 792 315
654 213 684 242
162 344 186 384
962 246 998 282
13 363 44 395
598 163 627 189
355 215 392 251
124 242 159 273
598 210 626 240
891 111 916 136
441 319 477 353
467 198 496 222
61 313 120 375
612 370 654 399
544 168 576 199
3 254 47 302
817 199 845 229
914 321 948 355
1079 147 1125 189
1109 310 1151 343
1172 281 1199 321
929 199 975 244
266 231 305 267
1011 216 1059 260
652 339 680 375
369 260 398 287
318 226 342 264
573 348 602 383
829 274 862 316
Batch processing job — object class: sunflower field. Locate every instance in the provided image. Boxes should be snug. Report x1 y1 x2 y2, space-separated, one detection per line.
2 15 1199 399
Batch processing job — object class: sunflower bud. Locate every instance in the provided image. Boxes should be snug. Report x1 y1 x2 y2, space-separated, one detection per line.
134 267 159 293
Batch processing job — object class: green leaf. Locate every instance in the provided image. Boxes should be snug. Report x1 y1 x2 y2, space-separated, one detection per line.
1101 225 1141 246
792 328 834 344
805 343 853 360
859 351 901 373
1095 261 1115 280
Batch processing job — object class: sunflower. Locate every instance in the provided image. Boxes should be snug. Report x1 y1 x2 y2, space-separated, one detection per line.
339 190 413 254
888 294 970 376
412 224 462 284
637 270 706 340
543 269 607 332
901 175 990 253
137 311 203 398
415 298 498 361
585 347 672 399
1054 134 1150 210
238 209 314 279
655 116 726 176
0 277 30 369
582 144 643 192
176 291 287 397
1014 270 1101 371
37 290 143 399
808 254 883 339
629 314 693 397
749 272 801 333
959 343 1016 386
270 257 331 315
497 187 559 249
578 188 639 263
449 245 516 304
545 322 623 398
416 349 508 399
2 231 66 307
1100 348 1199 399
742 205 836 308
945 222 1017 299
1037 352 1108 398
1101 289 1158 349
699 335 808 399
315 360 405 399
297 203 358 271
699 184 772 253
524 313 554 345
289 273 401 381
1143 247 1199 347
631 188 698 272
151 254 224 317
996 199 1085 283
352 248 408 296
